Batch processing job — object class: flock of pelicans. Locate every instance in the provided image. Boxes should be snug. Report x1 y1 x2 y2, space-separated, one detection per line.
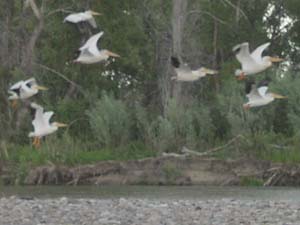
7 10 286 148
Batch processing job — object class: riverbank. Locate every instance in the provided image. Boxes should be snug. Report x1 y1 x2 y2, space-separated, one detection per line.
1 196 300 225
3 155 300 186
2 155 299 186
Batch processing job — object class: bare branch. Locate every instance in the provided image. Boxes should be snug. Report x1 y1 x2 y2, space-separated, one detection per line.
186 10 229 26
181 135 245 156
221 0 249 22
25 0 42 19
46 9 74 17
35 63 81 88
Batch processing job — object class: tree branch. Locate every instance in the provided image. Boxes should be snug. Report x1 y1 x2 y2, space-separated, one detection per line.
185 10 229 26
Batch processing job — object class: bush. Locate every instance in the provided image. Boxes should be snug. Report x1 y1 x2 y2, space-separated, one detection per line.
86 92 132 148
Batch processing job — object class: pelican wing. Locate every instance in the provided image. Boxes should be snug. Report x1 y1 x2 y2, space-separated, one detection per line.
246 84 262 101
24 77 37 88
251 42 270 64
77 48 95 59
43 111 54 124
9 80 24 90
257 86 268 97
79 31 103 56
257 79 270 97
31 103 48 132
87 17 97 28
64 12 93 23
233 42 257 71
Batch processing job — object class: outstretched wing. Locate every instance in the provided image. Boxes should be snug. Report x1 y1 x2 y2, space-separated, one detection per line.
64 12 92 23
233 42 257 71
251 42 270 64
257 79 270 97
79 31 103 56
245 81 262 101
233 42 251 64
43 111 54 124
31 103 47 132
9 80 24 90
87 17 97 28
24 77 37 88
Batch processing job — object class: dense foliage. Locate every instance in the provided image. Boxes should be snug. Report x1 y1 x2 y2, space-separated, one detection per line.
1 0 300 179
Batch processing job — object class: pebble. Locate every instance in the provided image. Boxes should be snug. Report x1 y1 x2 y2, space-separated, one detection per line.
1 197 300 225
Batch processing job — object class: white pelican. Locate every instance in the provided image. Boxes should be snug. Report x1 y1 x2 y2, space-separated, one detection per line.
8 78 48 108
243 80 287 109
233 42 283 80
74 31 120 64
28 103 67 148
64 10 101 28
170 56 217 81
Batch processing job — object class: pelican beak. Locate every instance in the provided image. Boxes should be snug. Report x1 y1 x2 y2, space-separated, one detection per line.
269 56 284 63
91 11 102 16
56 122 68 128
203 67 218 75
271 93 287 99
106 51 121 58
35 85 48 91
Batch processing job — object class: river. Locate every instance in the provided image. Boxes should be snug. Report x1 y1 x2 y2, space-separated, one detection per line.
1 185 300 201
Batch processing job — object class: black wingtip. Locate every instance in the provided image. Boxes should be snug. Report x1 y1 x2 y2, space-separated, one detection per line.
258 78 271 88
171 56 180 68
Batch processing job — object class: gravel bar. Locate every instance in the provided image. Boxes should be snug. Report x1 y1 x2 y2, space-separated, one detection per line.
1 196 300 225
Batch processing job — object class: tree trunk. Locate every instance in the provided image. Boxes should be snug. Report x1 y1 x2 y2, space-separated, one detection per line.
171 0 187 101
21 0 45 74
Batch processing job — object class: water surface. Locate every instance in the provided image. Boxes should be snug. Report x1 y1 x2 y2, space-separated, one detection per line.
2 185 300 201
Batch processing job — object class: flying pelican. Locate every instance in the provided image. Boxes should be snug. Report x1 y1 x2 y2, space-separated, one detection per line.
8 78 48 108
243 79 287 110
29 103 67 148
74 31 120 64
170 56 217 81
233 42 283 80
64 10 101 28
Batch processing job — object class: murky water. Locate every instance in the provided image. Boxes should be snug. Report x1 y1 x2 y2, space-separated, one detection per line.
1 185 300 201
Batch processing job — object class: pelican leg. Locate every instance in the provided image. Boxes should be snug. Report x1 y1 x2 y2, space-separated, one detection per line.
36 138 41 149
11 100 18 109
32 137 37 147
236 73 246 80
243 104 251 110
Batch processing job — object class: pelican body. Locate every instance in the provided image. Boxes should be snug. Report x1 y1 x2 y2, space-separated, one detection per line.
8 78 47 108
171 57 217 82
8 78 47 100
64 10 101 28
243 80 286 109
74 31 120 64
29 103 67 148
233 42 283 80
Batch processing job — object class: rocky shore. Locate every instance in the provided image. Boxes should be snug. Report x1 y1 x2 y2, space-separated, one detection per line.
1 196 300 225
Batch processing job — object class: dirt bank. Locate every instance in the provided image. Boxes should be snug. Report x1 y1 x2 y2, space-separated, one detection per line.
24 156 270 185
3 155 300 186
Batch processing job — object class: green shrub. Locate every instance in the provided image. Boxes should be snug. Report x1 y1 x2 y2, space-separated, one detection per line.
86 92 132 148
